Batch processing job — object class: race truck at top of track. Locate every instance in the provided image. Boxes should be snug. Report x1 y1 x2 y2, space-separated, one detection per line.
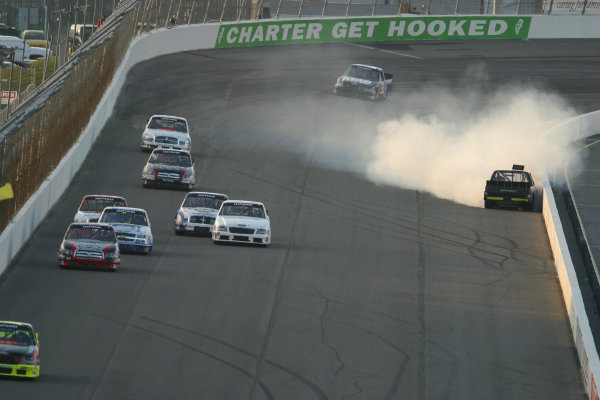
333 64 393 101
484 164 535 211
141 115 191 152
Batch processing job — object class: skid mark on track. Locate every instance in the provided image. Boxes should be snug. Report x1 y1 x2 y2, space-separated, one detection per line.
140 316 329 400
249 161 322 399
315 289 346 378
92 314 275 400
278 291 412 399
226 168 545 271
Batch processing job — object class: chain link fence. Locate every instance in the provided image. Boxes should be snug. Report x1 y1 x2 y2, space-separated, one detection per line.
0 0 554 234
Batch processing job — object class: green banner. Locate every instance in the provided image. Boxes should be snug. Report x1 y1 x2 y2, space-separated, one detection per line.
215 16 531 48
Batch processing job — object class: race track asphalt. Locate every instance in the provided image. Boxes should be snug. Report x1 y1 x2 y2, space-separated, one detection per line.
2 39 600 399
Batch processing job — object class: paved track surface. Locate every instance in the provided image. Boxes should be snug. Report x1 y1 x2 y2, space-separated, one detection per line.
2 39 600 399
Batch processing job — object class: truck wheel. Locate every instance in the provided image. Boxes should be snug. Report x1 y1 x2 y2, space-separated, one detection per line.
484 200 494 209
526 194 535 211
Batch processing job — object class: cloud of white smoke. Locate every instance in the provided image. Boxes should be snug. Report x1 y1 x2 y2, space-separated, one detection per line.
365 85 578 207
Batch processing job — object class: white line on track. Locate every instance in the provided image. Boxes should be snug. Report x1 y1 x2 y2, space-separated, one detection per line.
345 42 424 59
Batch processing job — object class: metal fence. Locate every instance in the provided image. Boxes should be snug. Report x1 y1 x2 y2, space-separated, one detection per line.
0 0 566 234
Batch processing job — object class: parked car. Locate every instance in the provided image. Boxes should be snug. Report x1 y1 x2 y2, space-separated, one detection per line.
20 30 48 48
0 35 31 63
68 24 96 52
0 24 20 38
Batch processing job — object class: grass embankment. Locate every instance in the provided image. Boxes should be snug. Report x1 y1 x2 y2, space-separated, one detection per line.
0 57 59 93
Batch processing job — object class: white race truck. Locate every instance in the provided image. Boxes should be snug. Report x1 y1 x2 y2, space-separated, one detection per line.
334 64 393 101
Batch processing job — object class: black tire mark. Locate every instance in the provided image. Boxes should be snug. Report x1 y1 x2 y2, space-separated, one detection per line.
91 314 275 400
141 316 329 400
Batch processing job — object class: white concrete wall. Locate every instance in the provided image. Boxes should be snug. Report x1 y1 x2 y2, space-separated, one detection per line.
541 110 600 398
530 15 600 38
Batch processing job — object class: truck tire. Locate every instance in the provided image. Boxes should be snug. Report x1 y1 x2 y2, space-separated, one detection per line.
484 200 494 209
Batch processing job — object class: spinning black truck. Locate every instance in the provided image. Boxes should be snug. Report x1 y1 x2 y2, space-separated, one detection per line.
484 165 535 211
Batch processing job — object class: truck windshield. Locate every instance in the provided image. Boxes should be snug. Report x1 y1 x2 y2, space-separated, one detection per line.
0 324 35 346
149 152 191 167
80 196 126 212
183 196 226 209
220 204 265 218
101 210 148 226
346 66 379 81
66 226 117 242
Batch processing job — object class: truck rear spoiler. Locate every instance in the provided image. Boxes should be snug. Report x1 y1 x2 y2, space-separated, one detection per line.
512 164 524 170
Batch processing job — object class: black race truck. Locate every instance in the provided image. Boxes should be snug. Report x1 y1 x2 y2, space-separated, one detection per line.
484 165 535 210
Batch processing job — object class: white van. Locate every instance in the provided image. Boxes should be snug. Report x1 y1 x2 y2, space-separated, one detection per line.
0 35 31 63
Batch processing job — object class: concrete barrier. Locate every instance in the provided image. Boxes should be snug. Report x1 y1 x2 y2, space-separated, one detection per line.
541 110 600 399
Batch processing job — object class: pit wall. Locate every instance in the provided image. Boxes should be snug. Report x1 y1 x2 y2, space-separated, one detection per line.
0 13 599 398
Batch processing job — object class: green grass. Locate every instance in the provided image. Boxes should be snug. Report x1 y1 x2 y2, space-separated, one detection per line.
0 57 59 93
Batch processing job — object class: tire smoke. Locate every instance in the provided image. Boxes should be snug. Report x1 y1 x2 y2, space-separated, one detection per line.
365 86 578 207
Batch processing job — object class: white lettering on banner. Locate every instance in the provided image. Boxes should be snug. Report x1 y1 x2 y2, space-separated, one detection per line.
489 20 508 35
349 22 363 38
281 24 293 40
388 20 406 36
448 20 466 36
252 26 264 42
332 22 346 39
266 25 279 41
292 24 306 40
427 20 446 36
226 27 238 43
332 21 379 39
468 20 486 35
365 21 379 37
221 18 520 45
239 26 252 42
407 21 426 36
306 23 322 39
